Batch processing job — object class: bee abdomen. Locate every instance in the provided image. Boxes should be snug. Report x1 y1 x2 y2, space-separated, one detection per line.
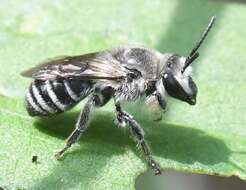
25 79 93 116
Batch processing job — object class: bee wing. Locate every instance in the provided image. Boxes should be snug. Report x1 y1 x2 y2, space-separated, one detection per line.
21 52 128 81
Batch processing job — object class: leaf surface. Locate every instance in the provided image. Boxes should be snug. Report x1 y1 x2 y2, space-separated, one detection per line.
1 0 246 189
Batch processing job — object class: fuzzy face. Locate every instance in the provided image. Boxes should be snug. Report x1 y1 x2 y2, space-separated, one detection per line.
161 54 198 105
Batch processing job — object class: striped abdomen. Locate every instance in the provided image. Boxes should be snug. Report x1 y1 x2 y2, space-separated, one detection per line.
25 79 93 116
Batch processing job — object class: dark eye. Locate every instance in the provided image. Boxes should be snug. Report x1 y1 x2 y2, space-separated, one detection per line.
188 77 198 96
162 71 189 103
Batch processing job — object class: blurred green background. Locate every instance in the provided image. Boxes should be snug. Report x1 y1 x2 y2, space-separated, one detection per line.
0 0 246 189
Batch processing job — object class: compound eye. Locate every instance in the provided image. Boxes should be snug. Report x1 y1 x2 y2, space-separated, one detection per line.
162 71 191 104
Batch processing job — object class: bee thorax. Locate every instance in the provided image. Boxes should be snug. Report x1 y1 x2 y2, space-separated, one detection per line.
114 78 145 103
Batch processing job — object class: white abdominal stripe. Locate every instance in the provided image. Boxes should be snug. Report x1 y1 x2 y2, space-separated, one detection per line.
26 90 47 114
31 82 56 113
63 80 80 101
45 80 67 111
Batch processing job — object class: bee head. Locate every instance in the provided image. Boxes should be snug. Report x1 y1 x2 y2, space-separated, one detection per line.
161 16 216 105
161 55 197 105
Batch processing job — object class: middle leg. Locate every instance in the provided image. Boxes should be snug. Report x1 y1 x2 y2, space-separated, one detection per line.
115 102 162 175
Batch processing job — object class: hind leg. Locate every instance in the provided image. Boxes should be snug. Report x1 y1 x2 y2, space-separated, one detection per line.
55 93 109 159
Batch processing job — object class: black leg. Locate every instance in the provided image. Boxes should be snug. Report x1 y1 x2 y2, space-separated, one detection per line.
115 102 162 175
55 95 98 159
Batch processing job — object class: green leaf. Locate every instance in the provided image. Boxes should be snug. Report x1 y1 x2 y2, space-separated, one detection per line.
1 0 246 189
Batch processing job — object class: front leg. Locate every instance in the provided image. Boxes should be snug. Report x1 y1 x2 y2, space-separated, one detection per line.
152 91 166 110
145 91 167 121
115 102 162 175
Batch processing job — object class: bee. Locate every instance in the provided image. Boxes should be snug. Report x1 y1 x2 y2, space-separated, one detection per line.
21 16 216 175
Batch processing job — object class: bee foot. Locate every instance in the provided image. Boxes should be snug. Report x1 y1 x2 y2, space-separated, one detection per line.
150 160 162 175
54 148 66 160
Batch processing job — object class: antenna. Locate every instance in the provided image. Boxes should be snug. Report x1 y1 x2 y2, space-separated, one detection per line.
182 16 216 73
